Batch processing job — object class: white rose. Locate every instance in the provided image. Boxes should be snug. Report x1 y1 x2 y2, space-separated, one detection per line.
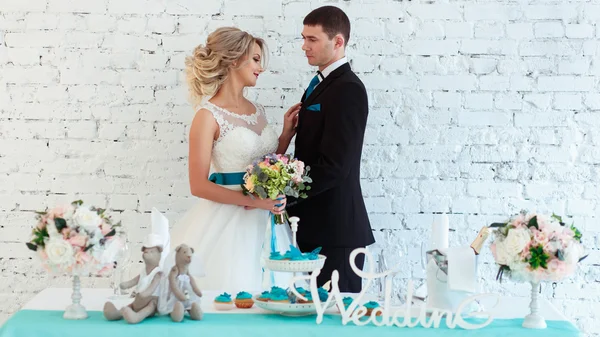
494 242 514 265
503 228 531 256
563 242 583 265
540 216 563 235
45 238 75 266
73 207 102 231
63 205 75 220
87 228 102 247
546 239 562 253
45 218 60 238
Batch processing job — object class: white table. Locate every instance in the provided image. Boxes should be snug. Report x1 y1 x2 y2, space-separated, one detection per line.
23 287 569 320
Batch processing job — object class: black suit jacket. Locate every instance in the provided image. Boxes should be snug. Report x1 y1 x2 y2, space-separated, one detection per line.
287 63 374 248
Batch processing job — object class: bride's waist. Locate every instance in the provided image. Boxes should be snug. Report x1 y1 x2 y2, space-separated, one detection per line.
208 171 245 192
221 185 243 191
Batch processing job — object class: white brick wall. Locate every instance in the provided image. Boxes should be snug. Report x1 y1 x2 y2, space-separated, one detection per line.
0 0 599 335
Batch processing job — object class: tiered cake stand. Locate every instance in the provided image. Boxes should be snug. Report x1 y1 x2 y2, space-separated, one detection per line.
254 217 332 316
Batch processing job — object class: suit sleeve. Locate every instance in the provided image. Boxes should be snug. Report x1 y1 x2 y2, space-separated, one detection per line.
292 81 368 204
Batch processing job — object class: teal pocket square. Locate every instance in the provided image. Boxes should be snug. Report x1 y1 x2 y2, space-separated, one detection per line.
306 104 321 111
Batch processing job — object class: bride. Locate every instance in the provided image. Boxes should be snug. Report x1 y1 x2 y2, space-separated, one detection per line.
168 27 302 292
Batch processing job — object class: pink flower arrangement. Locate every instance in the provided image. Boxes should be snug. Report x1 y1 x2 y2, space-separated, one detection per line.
490 211 586 283
26 200 123 276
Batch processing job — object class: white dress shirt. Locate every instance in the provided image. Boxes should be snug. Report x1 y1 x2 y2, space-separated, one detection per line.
315 56 348 86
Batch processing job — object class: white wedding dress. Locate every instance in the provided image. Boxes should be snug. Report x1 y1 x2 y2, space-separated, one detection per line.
169 100 294 293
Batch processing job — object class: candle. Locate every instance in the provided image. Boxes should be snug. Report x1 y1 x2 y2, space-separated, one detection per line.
430 213 449 251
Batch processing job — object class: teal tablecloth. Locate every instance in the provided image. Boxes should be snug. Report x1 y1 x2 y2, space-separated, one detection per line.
0 310 580 337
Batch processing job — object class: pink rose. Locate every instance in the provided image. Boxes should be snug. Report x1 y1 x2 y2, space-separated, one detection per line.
75 251 92 265
536 215 549 229
534 231 549 245
543 240 562 254
48 207 64 219
69 235 87 248
547 259 567 280
281 156 289 164
521 241 533 259
552 230 574 250
100 223 112 236
47 204 74 219
36 219 46 230
562 227 575 239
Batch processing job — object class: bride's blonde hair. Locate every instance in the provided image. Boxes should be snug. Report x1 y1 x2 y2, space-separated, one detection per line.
185 27 267 106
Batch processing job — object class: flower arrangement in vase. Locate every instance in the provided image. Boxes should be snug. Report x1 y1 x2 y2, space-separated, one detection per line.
490 211 587 329
25 200 124 319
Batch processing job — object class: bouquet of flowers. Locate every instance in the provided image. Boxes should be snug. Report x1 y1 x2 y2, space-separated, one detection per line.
490 211 587 283
241 153 312 224
25 200 123 276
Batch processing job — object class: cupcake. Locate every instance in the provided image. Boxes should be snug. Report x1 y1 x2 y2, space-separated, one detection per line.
270 286 286 295
342 296 354 310
256 291 271 302
297 292 313 304
317 287 329 302
269 251 286 261
288 287 307 304
269 292 290 303
364 301 381 316
235 291 254 309
214 292 233 310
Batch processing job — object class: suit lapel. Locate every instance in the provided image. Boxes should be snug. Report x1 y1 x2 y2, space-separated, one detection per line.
302 63 351 107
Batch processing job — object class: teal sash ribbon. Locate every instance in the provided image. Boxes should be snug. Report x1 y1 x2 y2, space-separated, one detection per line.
208 172 245 185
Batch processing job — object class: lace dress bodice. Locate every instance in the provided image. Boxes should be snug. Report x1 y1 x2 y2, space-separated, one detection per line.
203 100 279 173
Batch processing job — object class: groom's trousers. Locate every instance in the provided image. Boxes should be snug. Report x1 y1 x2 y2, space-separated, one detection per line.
299 243 365 293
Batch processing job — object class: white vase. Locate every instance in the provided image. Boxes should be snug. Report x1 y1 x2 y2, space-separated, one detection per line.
522 281 547 329
63 275 88 320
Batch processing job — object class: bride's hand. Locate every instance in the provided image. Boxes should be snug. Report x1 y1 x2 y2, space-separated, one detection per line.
245 195 287 214
282 103 301 137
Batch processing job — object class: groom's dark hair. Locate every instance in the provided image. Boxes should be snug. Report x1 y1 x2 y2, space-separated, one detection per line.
303 6 350 47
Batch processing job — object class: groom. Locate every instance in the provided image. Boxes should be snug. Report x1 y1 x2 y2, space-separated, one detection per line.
286 6 374 293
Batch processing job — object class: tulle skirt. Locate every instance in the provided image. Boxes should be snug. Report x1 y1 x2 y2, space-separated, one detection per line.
169 194 294 294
